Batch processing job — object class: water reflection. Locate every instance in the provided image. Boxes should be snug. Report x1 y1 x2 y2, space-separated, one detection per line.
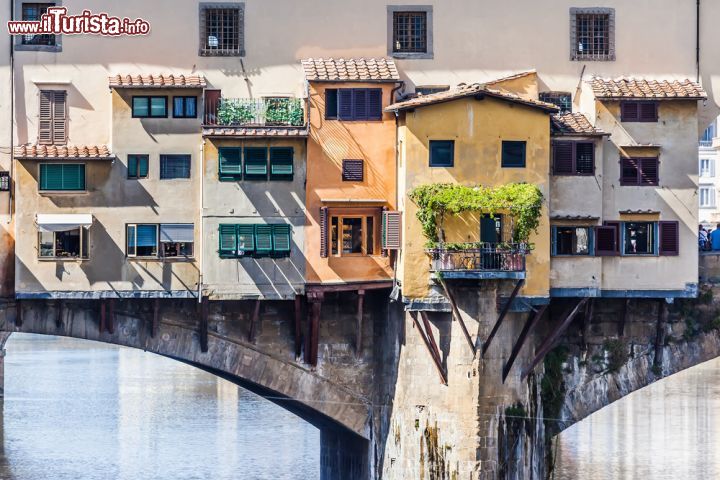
0 334 319 480
555 357 720 479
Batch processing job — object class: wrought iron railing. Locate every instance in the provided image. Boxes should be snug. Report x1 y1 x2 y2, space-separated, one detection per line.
699 140 714 148
204 96 305 127
427 243 528 273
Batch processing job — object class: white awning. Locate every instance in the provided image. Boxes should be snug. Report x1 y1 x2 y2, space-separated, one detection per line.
36 214 93 232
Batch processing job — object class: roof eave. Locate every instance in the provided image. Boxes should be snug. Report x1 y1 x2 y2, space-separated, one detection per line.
595 95 707 101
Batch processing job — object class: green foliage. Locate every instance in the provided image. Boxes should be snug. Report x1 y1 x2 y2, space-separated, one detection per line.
408 183 544 243
540 346 568 436
264 98 304 126
217 98 255 125
504 404 527 419
603 339 628 374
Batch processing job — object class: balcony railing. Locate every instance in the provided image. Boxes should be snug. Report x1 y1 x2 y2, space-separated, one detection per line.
427 243 528 278
699 140 714 148
204 96 306 127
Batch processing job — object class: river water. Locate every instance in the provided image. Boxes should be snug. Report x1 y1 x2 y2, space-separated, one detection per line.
0 333 319 480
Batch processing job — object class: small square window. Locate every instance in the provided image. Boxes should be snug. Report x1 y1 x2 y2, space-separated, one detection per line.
501 141 526 168
342 159 364 181
553 227 592 256
540 92 572 113
173 97 197 118
21 3 56 46
623 222 655 255
199 3 245 56
127 154 149 179
429 140 454 167
387 6 433 59
570 8 615 61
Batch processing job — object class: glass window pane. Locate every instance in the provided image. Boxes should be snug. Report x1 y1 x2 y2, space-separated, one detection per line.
342 218 363 254
127 225 136 256
624 222 654 255
150 97 166 117
133 97 149 117
185 97 197 117
331 216 338 255
173 97 185 117
39 231 54 257
366 217 374 255
55 229 81 258
136 225 158 256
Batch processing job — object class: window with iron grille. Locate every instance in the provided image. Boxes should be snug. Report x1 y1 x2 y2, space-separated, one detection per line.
553 141 594 175
342 160 364 181
0 172 9 192
21 3 55 46
199 3 245 56
159 155 191 180
539 92 572 113
388 6 433 59
620 157 659 186
570 8 615 61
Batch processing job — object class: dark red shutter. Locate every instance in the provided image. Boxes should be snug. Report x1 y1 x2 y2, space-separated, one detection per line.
553 142 574 174
342 159 364 181
338 89 353 120
659 221 679 256
620 158 639 185
319 207 329 258
639 102 659 122
639 158 659 185
621 102 639 122
603 221 621 254
352 89 368 120
204 89 221 124
367 89 382 120
595 225 618 256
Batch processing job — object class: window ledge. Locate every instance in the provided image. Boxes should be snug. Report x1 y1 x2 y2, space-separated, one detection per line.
39 190 89 195
127 257 195 262
391 52 433 60
38 257 88 262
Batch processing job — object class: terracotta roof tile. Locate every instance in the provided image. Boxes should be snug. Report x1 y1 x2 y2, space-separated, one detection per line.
386 83 558 113
202 126 309 138
14 144 114 160
109 74 207 89
551 113 607 136
301 58 400 82
590 77 706 100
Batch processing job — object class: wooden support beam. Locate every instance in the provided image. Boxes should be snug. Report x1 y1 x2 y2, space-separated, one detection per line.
152 298 160 338
581 299 594 352
294 295 303 358
482 279 525 357
521 298 589 380
437 276 475 355
420 311 445 375
99 299 106 334
107 298 115 335
309 294 322 366
618 299 629 337
502 304 548 383
55 301 63 329
653 299 667 370
411 312 448 385
248 299 261 343
355 290 365 356
199 297 209 353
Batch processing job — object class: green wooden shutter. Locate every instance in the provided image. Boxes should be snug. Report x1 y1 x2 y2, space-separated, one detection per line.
382 211 402 249
219 224 237 257
62 164 85 190
254 225 273 254
128 155 138 178
40 164 83 190
269 147 294 179
272 224 291 255
237 225 255 253
219 147 242 179
244 148 268 178
138 156 149 178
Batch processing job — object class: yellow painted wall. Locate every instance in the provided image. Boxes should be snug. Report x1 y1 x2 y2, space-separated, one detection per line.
398 96 551 299
305 82 397 285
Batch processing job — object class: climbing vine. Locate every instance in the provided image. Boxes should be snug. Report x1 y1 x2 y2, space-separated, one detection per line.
407 183 544 244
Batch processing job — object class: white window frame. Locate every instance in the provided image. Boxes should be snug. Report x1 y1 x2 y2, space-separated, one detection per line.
700 158 715 179
700 186 717 208
38 227 88 260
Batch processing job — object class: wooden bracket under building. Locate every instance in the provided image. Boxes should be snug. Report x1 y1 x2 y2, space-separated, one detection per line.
581 298 594 351
15 300 22 328
356 290 365 356
482 279 525 357
502 304 548 383
199 297 209 353
653 298 667 370
151 298 160 338
411 311 448 385
521 298 589 380
248 299 261 343
294 295 303 358
437 276 475 355
618 298 629 337
305 292 323 366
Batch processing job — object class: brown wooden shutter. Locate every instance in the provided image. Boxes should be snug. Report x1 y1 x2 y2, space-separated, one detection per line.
338 89 353 120
204 89 221 124
382 211 402 250
639 102 659 122
319 206 329 258
639 158 659 185
603 221 621 254
595 225 618 256
38 91 54 145
553 142 574 174
659 221 679 256
620 102 638 122
342 159 364 181
352 89 368 120
52 91 67 145
620 158 639 185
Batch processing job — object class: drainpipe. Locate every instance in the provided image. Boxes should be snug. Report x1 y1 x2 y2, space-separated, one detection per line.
389 81 404 286
198 138 205 303
697 0 701 83
8 0 14 218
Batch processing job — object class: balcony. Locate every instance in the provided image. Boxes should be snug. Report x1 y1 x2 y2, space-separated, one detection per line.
203 95 308 138
427 243 527 280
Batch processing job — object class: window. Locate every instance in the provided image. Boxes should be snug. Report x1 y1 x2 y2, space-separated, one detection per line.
244 148 268 179
620 101 658 122
553 141 594 175
324 88 382 121
700 186 716 208
173 97 197 118
553 227 592 256
701 120 717 146
21 3 56 47
269 147 294 179
429 140 454 167
539 92 572 113
700 158 715 178
389 6 433 58
127 154 149 179
159 155 191 179
199 3 245 56
595 223 619 256
127 224 193 258
501 141 526 168
330 216 377 256
218 147 242 180
570 8 615 61
623 222 655 255
218 147 293 181
132 96 167 118
342 159 364 181
38 227 88 259
39 163 85 191
218 224 291 258
0 172 10 192
38 90 66 145
620 157 659 186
